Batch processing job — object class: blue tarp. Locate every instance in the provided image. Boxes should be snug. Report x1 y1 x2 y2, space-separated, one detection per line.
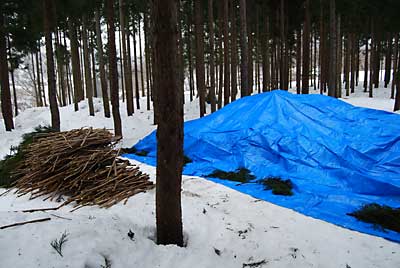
125 90 400 242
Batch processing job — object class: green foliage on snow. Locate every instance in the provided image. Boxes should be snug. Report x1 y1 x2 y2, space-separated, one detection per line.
121 147 149 157
206 168 256 183
0 125 54 188
348 203 400 233
260 177 294 196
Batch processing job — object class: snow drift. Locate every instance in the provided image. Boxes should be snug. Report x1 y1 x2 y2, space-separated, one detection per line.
126 90 400 242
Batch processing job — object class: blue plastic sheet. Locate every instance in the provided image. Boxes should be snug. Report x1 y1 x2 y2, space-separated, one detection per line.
125 90 400 242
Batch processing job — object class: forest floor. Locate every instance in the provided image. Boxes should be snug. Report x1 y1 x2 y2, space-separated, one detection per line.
0 84 399 268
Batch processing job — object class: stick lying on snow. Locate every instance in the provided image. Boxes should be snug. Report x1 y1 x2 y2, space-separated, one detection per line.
0 218 51 230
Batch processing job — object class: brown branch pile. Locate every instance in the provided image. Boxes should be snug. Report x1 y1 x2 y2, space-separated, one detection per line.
11 128 154 210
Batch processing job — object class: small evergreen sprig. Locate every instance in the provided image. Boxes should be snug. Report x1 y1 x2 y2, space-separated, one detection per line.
51 231 69 257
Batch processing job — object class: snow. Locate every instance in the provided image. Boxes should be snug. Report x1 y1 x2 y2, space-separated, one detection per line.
1 85 399 268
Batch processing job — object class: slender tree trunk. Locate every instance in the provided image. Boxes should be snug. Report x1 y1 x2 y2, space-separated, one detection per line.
82 16 95 116
384 33 392 88
153 0 184 247
239 0 249 97
391 34 399 99
133 22 141 110
223 0 230 105
119 0 133 115
364 36 369 92
296 30 302 94
138 17 146 98
262 15 270 92
328 0 337 97
35 50 44 107
106 0 122 137
302 0 310 94
336 15 342 98
208 0 216 112
43 0 60 131
95 11 111 118
230 0 238 100
369 20 374 98
195 0 206 117
91 33 98 98
187 21 194 102
31 53 40 107
144 12 151 110
350 33 356 94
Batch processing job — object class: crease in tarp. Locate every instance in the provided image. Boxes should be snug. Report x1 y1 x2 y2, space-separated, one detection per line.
125 90 400 243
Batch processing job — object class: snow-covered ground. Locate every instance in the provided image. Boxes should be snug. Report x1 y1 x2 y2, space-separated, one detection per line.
0 85 399 268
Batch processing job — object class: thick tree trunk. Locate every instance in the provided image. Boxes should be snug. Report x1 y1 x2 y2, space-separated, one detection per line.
239 0 249 97
106 0 122 137
194 0 206 117
95 11 111 118
153 0 184 247
68 19 83 111
82 16 95 116
0 9 13 131
208 0 216 112
302 0 310 94
43 0 60 131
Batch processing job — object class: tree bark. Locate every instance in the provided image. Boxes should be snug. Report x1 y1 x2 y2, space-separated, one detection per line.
95 10 111 118
153 0 184 247
239 0 249 97
0 8 14 131
68 19 83 111
82 16 95 116
328 0 337 97
208 0 216 112
296 29 302 94
391 34 399 99
194 0 206 117
43 0 60 131
223 0 230 105
133 21 141 110
106 0 122 137
302 0 310 94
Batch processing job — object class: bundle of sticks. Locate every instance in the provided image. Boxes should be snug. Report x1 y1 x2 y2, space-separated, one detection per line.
11 128 154 210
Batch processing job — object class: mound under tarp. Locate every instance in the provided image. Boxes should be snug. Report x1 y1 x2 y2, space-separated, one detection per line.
125 90 400 242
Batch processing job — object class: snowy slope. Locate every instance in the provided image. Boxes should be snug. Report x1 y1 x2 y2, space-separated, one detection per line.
0 86 399 268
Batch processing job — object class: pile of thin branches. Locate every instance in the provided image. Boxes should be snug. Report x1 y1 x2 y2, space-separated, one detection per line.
10 128 154 210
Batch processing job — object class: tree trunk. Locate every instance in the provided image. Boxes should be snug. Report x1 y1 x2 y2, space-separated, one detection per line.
208 0 216 112
230 0 238 100
91 33 98 98
106 0 122 137
144 12 151 110
239 0 249 97
68 19 83 111
153 0 184 247
31 53 40 107
296 29 302 94
328 0 337 97
43 0 60 131
119 0 134 115
35 49 44 107
384 33 392 88
391 34 399 99
138 17 146 98
223 0 230 105
336 15 342 98
369 20 374 98
302 0 310 94
82 16 95 116
195 0 206 117
133 21 141 110
364 36 369 92
95 11 111 118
